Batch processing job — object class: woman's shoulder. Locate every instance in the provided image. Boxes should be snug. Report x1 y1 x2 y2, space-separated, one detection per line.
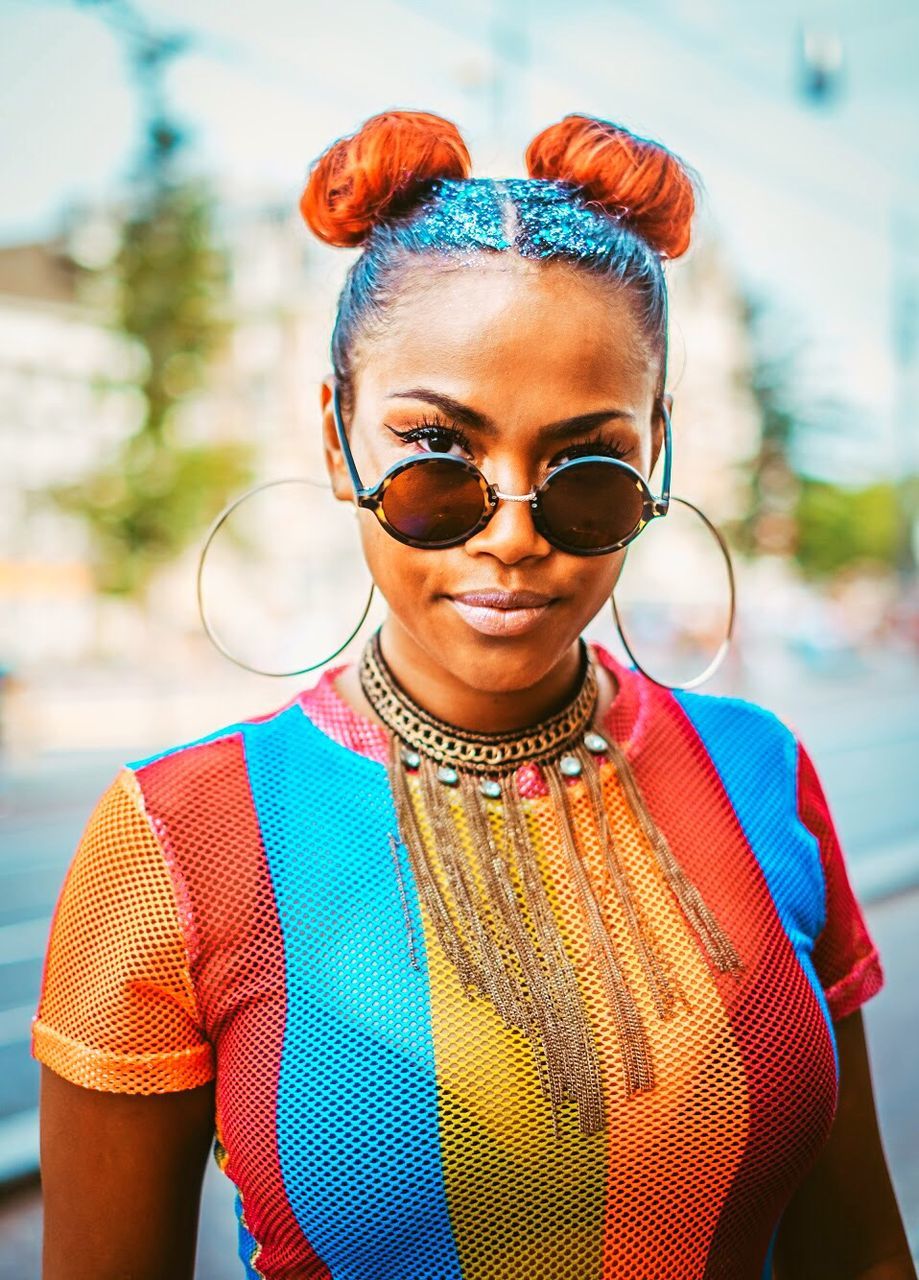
672 682 799 746
590 637 800 763
98 689 318 867
669 680 807 819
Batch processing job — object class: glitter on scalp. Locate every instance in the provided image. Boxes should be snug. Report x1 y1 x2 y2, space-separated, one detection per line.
389 176 630 261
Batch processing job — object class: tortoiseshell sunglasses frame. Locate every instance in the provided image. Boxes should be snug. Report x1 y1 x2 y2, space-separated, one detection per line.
331 384 672 556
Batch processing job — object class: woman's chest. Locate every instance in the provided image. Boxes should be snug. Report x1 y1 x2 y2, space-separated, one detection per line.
197 760 840 1280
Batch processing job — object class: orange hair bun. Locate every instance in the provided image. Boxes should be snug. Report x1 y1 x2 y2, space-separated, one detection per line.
301 110 473 248
525 114 698 259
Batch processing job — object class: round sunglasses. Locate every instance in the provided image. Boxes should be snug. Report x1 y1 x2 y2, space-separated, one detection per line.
332 386 672 556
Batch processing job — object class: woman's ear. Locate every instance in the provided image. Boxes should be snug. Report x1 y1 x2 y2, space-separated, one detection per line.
320 375 357 506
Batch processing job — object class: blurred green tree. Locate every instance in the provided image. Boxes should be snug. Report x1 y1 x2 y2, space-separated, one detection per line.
732 291 910 582
730 292 803 561
795 477 901 578
49 0 255 598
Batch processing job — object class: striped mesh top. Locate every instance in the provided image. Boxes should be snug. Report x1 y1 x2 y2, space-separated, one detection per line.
31 639 884 1279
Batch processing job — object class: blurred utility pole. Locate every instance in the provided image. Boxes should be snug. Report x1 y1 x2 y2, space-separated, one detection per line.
75 0 193 181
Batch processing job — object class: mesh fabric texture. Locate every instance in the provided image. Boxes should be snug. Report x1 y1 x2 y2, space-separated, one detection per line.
32 640 884 1279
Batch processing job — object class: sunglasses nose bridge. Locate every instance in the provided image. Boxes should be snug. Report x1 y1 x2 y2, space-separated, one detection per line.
492 487 538 503
467 479 549 555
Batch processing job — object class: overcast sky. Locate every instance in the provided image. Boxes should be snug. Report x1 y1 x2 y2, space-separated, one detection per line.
2 0 918 482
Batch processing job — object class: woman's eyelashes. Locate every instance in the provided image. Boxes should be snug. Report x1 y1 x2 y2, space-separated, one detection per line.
385 417 473 457
558 436 631 463
384 418 631 465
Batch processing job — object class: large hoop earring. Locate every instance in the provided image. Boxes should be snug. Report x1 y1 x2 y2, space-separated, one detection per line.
610 495 736 691
196 476 375 678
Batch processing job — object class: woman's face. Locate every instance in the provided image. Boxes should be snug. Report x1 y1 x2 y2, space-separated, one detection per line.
320 255 668 709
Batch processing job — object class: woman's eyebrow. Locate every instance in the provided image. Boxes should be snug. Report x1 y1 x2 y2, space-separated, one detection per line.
386 387 636 442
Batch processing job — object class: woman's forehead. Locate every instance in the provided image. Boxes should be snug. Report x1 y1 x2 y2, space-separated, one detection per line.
356 258 655 407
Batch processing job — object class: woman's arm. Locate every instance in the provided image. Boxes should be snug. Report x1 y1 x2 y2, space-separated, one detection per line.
773 1008 916 1279
39 1065 216 1280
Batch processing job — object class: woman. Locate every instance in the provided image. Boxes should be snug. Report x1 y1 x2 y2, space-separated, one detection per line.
33 110 915 1279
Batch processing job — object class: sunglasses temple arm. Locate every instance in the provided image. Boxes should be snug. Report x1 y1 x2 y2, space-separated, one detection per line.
332 384 368 501
656 400 673 516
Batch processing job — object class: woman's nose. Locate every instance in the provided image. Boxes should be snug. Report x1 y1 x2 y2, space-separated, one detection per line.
463 476 552 562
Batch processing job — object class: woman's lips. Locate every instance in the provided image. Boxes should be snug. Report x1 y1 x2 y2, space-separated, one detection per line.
447 592 555 636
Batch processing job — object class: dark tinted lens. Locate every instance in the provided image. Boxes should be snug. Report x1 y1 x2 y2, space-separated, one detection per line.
540 460 646 550
381 458 486 544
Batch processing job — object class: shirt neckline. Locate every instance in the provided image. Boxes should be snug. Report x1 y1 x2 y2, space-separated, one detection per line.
294 638 647 769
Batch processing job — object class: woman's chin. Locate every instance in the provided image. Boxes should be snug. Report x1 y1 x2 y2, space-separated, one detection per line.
423 601 577 690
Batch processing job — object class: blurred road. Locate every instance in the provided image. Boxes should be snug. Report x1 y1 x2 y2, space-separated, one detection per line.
0 645 917 1272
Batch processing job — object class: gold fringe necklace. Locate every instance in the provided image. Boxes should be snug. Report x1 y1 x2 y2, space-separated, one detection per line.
358 627 742 1136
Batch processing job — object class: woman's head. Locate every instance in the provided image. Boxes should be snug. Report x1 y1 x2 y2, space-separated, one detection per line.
299 109 700 713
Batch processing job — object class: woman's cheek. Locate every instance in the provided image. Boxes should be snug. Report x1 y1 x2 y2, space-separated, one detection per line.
569 552 627 629
356 514 423 608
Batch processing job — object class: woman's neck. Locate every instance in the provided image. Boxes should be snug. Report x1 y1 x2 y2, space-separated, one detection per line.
332 616 617 737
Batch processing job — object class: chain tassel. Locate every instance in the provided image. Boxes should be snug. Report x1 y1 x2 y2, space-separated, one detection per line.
604 738 743 974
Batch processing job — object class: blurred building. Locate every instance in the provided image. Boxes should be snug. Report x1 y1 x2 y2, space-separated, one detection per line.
0 242 143 666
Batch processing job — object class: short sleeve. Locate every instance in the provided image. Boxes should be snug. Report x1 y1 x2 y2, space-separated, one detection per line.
795 735 885 1022
31 766 215 1093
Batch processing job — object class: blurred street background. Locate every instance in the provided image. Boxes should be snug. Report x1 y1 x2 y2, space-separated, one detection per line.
1 0 917 1273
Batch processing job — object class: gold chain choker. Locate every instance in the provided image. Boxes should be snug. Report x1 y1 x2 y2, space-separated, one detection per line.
359 626 603 778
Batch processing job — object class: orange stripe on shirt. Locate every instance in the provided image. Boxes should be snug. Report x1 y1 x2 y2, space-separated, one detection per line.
31 767 214 1093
